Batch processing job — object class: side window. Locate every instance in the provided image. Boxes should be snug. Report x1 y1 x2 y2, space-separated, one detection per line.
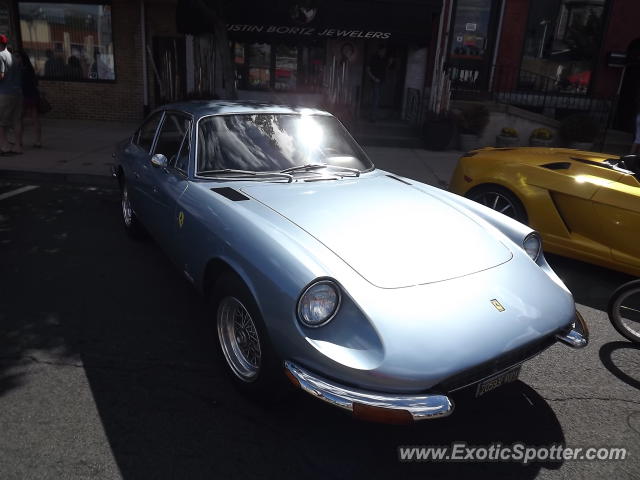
154 113 191 168
135 112 163 152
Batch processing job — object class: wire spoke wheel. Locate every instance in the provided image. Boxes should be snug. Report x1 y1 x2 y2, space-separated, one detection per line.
217 296 263 381
611 285 640 342
121 185 132 227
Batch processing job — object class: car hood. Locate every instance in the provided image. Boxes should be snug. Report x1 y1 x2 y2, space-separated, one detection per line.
241 173 513 288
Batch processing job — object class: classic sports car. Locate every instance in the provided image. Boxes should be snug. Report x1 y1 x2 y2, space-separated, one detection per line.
450 148 640 278
113 101 588 424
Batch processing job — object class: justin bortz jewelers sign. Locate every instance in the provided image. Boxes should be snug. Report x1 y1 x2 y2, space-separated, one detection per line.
228 24 392 39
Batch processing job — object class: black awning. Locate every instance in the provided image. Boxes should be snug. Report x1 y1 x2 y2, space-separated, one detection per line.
177 0 441 43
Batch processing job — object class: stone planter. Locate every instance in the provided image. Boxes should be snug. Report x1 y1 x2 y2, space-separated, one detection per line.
569 141 594 151
459 133 479 152
529 137 554 147
496 135 519 148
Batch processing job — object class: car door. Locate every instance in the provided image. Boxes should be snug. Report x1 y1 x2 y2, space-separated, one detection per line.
138 111 192 249
591 173 640 270
125 111 164 220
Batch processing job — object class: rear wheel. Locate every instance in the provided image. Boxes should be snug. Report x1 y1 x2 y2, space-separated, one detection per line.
120 180 146 240
467 185 528 224
608 280 640 343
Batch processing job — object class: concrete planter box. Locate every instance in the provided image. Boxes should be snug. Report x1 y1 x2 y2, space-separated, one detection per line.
569 141 594 151
496 135 519 147
459 133 480 152
530 137 554 147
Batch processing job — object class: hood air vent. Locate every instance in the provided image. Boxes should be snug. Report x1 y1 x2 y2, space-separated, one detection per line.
541 162 571 170
212 187 250 201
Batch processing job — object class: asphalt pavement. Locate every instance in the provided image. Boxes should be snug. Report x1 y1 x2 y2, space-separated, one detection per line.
0 179 638 480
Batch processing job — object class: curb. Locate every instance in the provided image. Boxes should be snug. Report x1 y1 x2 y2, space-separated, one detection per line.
0 169 116 188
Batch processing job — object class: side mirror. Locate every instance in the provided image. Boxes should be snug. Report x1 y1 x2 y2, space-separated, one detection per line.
150 153 168 168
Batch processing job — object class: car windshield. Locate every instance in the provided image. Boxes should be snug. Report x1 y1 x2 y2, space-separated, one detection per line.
196 114 374 175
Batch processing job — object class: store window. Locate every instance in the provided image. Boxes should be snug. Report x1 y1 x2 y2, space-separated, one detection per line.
232 41 324 92
0 1 13 40
521 0 607 94
19 2 115 81
449 0 493 61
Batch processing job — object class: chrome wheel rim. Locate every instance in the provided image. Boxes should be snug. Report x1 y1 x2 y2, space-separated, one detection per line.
121 186 132 227
474 192 517 219
615 289 640 339
217 297 262 381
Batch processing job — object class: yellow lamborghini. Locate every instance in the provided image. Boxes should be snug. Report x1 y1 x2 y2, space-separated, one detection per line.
449 148 640 277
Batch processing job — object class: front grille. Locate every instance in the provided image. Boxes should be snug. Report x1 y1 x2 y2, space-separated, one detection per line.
434 334 559 393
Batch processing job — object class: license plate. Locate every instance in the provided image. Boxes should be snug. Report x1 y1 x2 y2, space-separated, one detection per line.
475 366 521 397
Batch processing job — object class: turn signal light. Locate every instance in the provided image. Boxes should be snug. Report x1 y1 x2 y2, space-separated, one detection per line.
352 403 413 425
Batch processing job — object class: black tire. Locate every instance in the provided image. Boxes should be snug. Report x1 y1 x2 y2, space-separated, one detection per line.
210 272 286 396
607 280 640 343
120 180 146 240
466 185 528 224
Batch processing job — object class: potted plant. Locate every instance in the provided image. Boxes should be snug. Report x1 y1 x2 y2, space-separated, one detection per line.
455 104 490 151
423 111 456 151
559 113 599 150
529 127 554 147
496 127 519 147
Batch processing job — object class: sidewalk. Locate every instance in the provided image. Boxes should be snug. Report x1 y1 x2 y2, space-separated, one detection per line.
0 118 462 188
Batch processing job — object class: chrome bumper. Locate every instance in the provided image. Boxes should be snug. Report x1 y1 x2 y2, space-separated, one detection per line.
555 310 589 349
284 361 453 423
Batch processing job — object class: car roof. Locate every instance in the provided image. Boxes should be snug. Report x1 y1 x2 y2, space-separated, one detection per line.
157 100 333 119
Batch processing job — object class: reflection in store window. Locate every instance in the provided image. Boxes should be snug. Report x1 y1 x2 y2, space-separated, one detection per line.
275 45 297 91
450 0 492 60
19 2 115 81
247 43 270 89
233 41 324 92
522 0 606 94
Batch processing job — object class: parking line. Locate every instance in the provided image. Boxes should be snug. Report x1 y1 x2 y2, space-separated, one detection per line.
0 185 39 201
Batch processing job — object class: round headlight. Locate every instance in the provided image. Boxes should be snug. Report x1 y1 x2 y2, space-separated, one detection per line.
298 280 341 328
523 232 542 261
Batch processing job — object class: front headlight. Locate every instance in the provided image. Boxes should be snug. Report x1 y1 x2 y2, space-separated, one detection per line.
298 280 341 328
523 232 542 261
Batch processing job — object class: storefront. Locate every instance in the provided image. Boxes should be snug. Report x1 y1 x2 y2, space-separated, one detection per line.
178 0 442 120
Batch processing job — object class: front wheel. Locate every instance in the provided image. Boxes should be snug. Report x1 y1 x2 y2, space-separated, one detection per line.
608 279 640 343
211 273 285 395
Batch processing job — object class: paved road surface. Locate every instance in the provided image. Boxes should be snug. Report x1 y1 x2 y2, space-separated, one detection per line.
0 180 638 479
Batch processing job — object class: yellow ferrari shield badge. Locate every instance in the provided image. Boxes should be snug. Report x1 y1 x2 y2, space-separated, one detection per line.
178 211 185 228
491 299 505 312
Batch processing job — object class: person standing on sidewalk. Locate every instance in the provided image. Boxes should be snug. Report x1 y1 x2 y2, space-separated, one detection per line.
19 51 42 148
366 45 388 122
0 35 23 154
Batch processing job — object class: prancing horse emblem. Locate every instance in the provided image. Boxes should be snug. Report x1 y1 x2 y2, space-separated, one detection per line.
178 211 185 228
491 299 505 312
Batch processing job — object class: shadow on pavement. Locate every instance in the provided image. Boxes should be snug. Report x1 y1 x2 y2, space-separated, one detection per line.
599 341 640 391
545 253 635 312
1 183 567 479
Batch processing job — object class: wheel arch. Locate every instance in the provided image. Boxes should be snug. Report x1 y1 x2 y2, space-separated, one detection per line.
202 257 238 295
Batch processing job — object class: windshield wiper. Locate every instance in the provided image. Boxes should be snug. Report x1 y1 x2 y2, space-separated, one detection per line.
198 169 293 182
280 163 360 177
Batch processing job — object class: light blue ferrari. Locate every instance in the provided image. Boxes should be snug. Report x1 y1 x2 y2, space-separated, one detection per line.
112 101 588 424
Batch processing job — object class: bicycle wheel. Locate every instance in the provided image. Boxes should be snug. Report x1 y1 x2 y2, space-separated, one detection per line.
607 279 640 343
